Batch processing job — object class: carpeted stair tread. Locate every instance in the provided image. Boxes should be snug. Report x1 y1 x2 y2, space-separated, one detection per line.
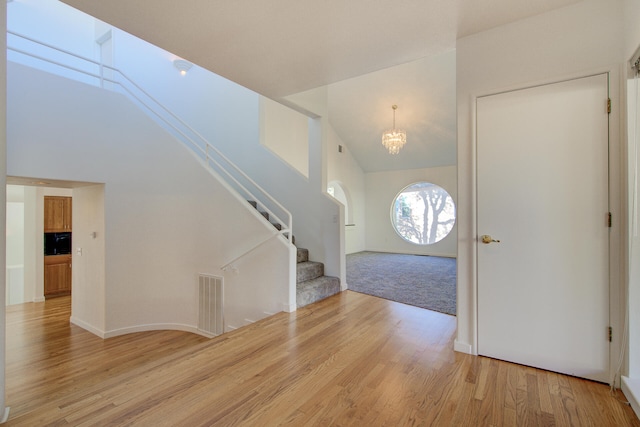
297 248 309 263
296 261 324 283
249 198 340 307
296 275 340 308
247 200 291 238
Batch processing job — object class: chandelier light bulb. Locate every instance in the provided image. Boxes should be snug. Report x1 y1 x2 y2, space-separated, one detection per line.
381 104 406 155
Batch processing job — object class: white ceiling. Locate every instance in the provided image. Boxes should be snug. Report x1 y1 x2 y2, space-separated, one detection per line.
60 0 583 172
326 50 456 172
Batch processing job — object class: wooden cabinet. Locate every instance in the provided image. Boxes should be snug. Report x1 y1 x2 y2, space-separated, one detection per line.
44 254 72 297
44 196 72 232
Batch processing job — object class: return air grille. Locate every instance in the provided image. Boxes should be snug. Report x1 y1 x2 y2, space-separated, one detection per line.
198 274 224 336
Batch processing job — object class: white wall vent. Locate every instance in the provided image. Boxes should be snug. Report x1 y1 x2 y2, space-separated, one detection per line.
198 274 224 336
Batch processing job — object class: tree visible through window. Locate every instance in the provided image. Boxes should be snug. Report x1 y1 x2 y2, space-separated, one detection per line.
391 182 456 245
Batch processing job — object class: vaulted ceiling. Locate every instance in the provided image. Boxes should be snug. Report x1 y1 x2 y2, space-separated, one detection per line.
61 0 583 172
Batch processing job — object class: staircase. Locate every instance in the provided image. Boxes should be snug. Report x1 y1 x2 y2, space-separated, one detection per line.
296 248 340 308
249 200 341 308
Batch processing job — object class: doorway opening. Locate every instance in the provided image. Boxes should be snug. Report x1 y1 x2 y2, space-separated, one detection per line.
336 179 457 316
5 178 105 326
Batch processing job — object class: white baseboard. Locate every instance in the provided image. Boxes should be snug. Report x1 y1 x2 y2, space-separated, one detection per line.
71 317 214 339
103 323 203 339
454 339 474 355
622 376 640 419
0 407 10 423
70 316 106 338
282 301 296 312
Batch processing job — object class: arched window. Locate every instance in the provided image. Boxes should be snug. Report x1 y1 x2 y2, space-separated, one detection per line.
391 182 455 245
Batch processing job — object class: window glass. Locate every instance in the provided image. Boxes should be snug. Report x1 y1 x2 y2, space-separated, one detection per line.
391 182 455 245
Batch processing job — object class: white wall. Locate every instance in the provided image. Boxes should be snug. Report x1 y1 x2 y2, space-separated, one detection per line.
22 186 37 304
0 0 7 418
7 62 290 336
365 166 456 257
623 0 640 412
237 86 345 283
456 0 624 355
260 97 309 178
326 125 366 255
623 0 640 61
111 18 341 285
7 0 99 85
6 193 24 305
71 184 105 333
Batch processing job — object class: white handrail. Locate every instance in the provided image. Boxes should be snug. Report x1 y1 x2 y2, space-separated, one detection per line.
7 30 293 243
220 232 281 271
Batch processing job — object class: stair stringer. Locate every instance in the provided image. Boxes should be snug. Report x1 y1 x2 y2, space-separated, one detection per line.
7 62 296 334
212 113 343 288
183 145 298 313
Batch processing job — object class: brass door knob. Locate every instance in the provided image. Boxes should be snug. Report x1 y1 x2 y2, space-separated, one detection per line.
481 235 500 244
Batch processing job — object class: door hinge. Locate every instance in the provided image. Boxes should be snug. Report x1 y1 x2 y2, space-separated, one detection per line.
608 326 613 342
608 212 612 228
607 98 611 114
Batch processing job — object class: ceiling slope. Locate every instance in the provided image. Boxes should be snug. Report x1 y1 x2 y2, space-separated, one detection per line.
60 0 582 99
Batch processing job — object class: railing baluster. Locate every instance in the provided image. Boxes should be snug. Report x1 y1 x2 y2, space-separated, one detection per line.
6 30 293 246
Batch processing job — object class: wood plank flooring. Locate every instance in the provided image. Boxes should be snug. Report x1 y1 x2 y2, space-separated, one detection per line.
4 291 639 426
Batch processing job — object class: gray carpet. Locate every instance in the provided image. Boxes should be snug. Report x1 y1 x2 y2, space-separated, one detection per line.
346 251 456 316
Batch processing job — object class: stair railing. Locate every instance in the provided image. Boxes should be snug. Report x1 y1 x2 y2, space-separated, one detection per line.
7 30 293 243
221 231 282 271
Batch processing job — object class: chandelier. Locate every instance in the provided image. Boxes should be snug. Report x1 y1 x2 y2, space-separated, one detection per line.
381 104 406 155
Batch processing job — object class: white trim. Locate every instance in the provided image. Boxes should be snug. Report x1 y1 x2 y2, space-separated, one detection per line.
0 407 10 424
103 323 207 339
622 376 640 418
95 29 112 46
281 301 296 313
70 316 105 338
70 316 213 339
454 339 474 355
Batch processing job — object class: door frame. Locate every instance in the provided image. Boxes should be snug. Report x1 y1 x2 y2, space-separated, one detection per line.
467 66 624 386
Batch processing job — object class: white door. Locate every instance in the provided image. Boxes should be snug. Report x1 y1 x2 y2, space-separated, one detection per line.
476 74 610 382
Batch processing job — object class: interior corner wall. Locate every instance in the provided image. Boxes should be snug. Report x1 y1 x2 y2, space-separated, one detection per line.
364 166 456 257
623 0 640 60
70 184 105 333
456 0 625 354
6 186 25 306
22 186 37 304
212 84 343 282
109 28 341 284
326 124 366 255
623 0 640 410
259 96 309 178
0 0 7 417
7 63 290 337
7 0 98 85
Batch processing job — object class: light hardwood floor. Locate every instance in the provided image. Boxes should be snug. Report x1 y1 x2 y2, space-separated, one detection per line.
5 292 639 426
